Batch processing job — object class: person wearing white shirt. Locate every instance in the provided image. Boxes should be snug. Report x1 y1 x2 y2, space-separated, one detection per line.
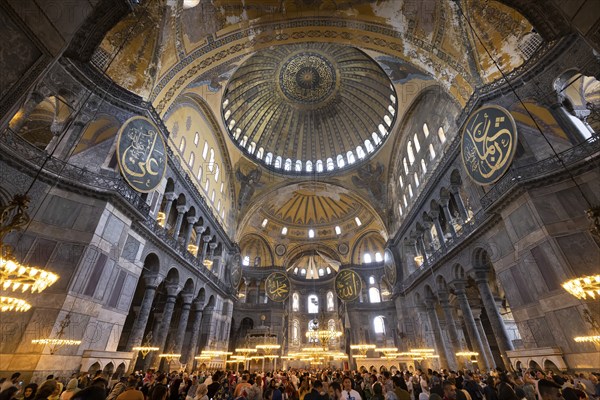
341 377 363 400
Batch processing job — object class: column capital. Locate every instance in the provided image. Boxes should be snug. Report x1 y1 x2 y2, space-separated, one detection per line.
193 298 205 310
195 225 206 234
165 283 180 297
142 274 161 288
202 235 213 243
438 290 451 303
176 205 188 213
187 216 198 224
473 269 489 283
209 242 218 250
451 280 467 294
181 293 195 305
430 210 440 220
164 192 177 201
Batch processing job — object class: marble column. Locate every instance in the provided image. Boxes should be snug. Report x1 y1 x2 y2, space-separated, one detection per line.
417 236 428 263
430 211 446 247
474 271 513 370
185 299 205 370
425 299 449 369
472 307 496 370
161 192 177 226
208 242 217 262
183 217 198 249
150 285 179 369
452 281 491 370
438 291 460 370
172 205 187 239
200 235 211 263
193 226 206 258
440 200 457 237
8 91 45 133
450 185 468 220
172 294 194 355
126 274 161 369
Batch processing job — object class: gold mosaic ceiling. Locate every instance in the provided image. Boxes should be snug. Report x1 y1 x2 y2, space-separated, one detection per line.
222 43 397 174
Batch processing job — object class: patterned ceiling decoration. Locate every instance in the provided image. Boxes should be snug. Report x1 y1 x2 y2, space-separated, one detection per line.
221 43 398 174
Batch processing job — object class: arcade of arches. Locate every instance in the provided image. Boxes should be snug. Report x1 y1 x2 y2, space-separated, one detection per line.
0 0 599 382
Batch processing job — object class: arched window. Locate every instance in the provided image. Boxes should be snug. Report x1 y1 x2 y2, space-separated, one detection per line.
414 133 420 152
365 139 374 153
306 160 313 172
327 291 334 311
233 128 241 140
240 135 248 147
295 160 302 172
224 109 231 119
369 287 381 303
408 141 415 164
256 147 264 159
403 195 408 207
438 127 447 143
214 164 220 182
308 229 315 239
274 156 282 168
328 319 336 333
211 190 215 203
179 137 186 153
356 146 366 159
384 115 392 126
248 141 256 154
399 175 404 188
194 132 199 146
369 276 375 285
375 252 383 262
335 226 341 235
242 256 250 266
188 152 195 168
363 253 372 263
336 154 345 168
388 105 396 116
292 319 300 343
208 149 215 171
390 94 396 104
316 160 323 172
423 123 430 138
372 132 381 145
204 178 210 192
197 166 203 181
217 200 221 212
374 316 385 334
429 144 436 160
308 294 319 314
378 124 387 136
414 173 419 188
399 204 403 216
347 151 355 164
265 152 273 165
202 141 208 159
292 293 299 312
421 159 427 174
284 158 292 171
403 158 409 174
326 158 335 171
409 184 413 198
220 182 224 193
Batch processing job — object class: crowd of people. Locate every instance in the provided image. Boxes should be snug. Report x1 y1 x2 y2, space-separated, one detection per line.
0 367 598 400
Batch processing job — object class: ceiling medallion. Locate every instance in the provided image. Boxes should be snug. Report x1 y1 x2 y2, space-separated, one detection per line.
279 52 337 105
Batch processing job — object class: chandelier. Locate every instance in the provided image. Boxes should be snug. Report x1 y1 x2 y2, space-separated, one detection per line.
0 296 31 312
0 194 59 310
158 353 182 362
562 275 600 299
31 338 82 355
456 351 479 357
350 343 376 359
573 336 600 343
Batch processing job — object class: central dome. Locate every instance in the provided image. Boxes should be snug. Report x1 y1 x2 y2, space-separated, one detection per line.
222 43 397 174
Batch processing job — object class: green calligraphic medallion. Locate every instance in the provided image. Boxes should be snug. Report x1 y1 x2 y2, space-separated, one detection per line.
335 269 362 302
383 249 397 286
116 116 167 193
461 105 518 185
265 272 290 302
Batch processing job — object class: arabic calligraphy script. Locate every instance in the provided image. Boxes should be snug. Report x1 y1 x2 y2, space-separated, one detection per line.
117 116 167 192
265 272 290 302
461 105 518 185
335 269 362 302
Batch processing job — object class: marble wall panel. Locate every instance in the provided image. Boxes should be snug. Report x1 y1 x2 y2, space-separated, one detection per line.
508 203 538 240
555 232 600 276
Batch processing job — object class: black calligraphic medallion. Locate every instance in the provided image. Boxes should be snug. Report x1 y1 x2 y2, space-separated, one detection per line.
265 272 290 302
230 256 242 288
335 269 362 302
461 105 518 185
116 116 167 193
384 249 397 286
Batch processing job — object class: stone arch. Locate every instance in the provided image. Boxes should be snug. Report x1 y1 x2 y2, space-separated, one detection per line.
435 275 449 293
181 278 195 295
205 295 216 310
165 178 175 194
472 247 494 272
102 361 114 377
528 359 542 370
239 233 273 266
112 362 126 379
88 362 101 375
351 230 386 264
452 264 466 281
164 267 180 287
196 287 206 305
143 253 160 276
450 169 463 186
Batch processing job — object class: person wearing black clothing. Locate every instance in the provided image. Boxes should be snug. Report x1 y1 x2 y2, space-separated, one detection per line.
208 372 224 400
304 381 329 400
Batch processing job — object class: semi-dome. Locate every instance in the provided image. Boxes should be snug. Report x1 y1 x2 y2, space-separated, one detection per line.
222 43 398 175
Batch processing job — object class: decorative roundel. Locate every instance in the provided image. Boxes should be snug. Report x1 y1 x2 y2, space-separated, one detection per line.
275 244 287 257
383 249 397 286
230 262 242 288
116 116 167 193
337 243 349 255
279 52 337 105
265 272 291 302
335 269 362 302
461 105 518 185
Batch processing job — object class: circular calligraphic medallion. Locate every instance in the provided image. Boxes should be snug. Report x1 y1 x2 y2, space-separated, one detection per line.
461 105 518 185
116 116 167 192
230 258 242 288
265 272 291 302
383 249 397 286
275 244 287 257
335 269 362 302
